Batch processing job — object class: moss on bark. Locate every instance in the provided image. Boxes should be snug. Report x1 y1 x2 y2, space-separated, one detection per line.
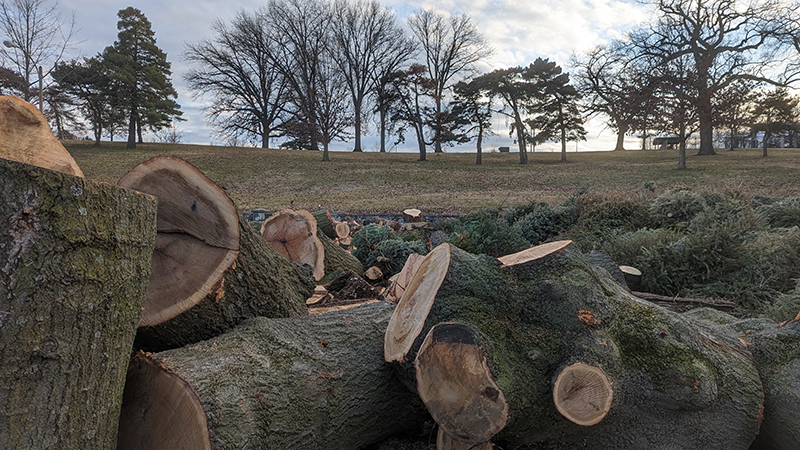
0 158 156 449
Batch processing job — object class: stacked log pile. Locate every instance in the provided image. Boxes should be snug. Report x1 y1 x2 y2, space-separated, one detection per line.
2 100 800 450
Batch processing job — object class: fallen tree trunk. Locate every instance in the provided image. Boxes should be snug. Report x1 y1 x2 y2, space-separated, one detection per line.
119 157 312 352
0 157 156 449
319 229 363 282
685 308 800 449
385 241 764 449
312 209 336 239
118 302 428 450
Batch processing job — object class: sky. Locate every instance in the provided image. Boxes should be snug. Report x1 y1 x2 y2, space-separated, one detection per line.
52 0 651 151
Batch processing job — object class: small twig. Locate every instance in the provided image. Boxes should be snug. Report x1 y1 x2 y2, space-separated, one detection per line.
631 291 736 309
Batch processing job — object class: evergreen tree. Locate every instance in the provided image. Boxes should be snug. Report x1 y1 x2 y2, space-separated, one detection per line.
103 7 181 149
750 87 800 157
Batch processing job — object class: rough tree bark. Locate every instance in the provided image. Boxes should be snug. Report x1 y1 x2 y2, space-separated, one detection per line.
319 230 363 284
119 157 313 352
117 302 428 450
0 157 156 449
685 308 800 449
385 241 764 449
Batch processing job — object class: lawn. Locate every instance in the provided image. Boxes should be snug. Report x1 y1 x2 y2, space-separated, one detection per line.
64 140 800 213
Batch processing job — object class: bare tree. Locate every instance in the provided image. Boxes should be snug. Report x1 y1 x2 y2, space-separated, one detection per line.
184 11 289 148
406 8 492 153
573 44 642 151
316 54 353 161
631 0 792 156
0 0 76 103
265 0 331 152
330 0 409 152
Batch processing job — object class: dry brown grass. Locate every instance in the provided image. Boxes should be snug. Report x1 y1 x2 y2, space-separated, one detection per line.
64 140 800 214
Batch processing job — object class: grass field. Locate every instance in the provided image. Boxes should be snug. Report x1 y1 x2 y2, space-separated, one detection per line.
64 140 800 213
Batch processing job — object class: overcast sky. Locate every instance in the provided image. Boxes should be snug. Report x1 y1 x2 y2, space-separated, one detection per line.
54 0 651 151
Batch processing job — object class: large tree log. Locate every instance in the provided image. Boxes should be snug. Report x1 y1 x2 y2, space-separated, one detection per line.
261 209 326 281
0 157 156 449
319 229 363 282
119 157 312 351
685 308 800 449
117 302 428 450
386 241 764 449
0 95 84 177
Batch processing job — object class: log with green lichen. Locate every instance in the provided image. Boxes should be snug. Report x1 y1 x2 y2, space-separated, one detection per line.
319 229 363 284
119 157 313 352
117 302 428 450
0 157 157 449
386 241 765 449
684 308 800 449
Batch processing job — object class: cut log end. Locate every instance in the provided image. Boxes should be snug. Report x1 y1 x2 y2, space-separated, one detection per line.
416 322 509 443
118 353 211 450
498 240 573 267
118 157 241 327
261 209 325 281
384 243 451 362
553 362 613 426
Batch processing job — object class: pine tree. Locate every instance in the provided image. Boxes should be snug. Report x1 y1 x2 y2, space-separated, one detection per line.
103 7 181 149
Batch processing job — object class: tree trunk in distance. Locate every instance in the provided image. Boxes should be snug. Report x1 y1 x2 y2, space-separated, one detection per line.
261 209 326 281
118 302 428 450
614 121 628 151
684 308 800 449
120 157 312 352
0 95 84 177
0 157 157 449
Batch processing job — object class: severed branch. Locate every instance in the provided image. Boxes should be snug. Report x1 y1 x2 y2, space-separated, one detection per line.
631 291 736 309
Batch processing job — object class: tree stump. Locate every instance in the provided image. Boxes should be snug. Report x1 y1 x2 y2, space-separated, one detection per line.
0 158 156 449
0 95 84 177
117 302 428 450
119 157 312 351
403 208 424 223
260 209 326 281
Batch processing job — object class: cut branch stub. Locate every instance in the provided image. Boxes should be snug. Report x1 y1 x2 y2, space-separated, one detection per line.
384 243 451 363
118 156 240 327
261 209 325 281
497 240 573 269
416 322 509 443
553 362 613 426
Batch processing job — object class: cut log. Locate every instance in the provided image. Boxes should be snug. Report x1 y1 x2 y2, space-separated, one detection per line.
0 95 84 177
322 270 381 303
403 208 424 223
619 265 642 291
117 303 428 450
312 209 336 239
0 157 156 449
552 363 613 426
261 209 325 281
319 229 363 283
385 253 425 302
335 220 351 239
416 323 509 443
386 241 763 449
365 265 384 282
119 157 312 351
